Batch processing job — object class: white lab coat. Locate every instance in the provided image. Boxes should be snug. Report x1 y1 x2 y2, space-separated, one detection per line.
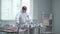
16 11 32 25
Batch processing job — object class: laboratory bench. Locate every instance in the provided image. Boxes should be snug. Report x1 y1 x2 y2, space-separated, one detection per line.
0 23 41 34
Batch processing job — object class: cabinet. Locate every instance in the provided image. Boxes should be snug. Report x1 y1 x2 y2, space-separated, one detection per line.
41 13 53 34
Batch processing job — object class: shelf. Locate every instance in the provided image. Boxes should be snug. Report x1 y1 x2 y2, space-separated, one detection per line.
43 32 52 33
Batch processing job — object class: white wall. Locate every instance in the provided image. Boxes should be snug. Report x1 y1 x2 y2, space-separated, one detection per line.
33 0 38 19
33 0 51 23
0 0 1 18
52 0 60 34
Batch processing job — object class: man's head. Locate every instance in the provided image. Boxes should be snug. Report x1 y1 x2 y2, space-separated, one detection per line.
22 6 27 13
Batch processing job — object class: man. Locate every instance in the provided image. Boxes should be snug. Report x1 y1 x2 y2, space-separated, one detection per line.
16 6 32 27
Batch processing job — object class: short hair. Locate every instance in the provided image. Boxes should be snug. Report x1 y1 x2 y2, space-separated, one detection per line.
22 6 27 10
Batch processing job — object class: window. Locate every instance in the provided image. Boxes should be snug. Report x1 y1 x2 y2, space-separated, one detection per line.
1 0 33 20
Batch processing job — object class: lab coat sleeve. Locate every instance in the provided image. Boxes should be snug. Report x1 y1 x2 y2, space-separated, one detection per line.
16 13 20 23
28 14 33 23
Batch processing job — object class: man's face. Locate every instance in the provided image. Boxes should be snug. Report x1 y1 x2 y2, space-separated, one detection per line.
22 9 26 13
